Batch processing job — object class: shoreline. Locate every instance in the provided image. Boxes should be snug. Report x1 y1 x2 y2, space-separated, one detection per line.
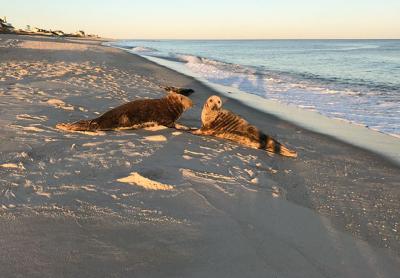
132 53 400 167
1 34 399 277
108 40 400 142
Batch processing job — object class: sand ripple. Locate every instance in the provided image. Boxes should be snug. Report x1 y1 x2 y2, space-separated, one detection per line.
117 172 173 191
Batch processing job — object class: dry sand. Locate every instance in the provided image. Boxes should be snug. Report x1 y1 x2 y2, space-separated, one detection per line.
0 34 399 277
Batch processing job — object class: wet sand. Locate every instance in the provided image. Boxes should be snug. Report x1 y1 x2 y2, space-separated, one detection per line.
0 34 399 277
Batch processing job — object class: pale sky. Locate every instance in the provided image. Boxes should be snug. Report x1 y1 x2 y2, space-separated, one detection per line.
3 0 400 39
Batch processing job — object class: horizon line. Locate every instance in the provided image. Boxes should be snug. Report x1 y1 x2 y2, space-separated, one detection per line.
115 38 400 41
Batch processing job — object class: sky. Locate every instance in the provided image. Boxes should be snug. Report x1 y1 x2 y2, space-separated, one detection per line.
2 0 400 39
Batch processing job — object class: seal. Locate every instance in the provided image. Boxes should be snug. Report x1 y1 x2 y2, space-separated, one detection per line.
56 92 193 132
192 95 297 158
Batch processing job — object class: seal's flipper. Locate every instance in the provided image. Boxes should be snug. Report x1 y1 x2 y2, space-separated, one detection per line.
277 144 298 158
261 135 297 158
190 129 203 135
190 128 215 136
164 86 195 97
172 123 192 131
56 119 98 132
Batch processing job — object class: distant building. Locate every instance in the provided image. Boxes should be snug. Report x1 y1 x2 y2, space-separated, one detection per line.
74 30 85 37
0 16 15 33
0 17 98 38
51 30 65 36
32 27 51 34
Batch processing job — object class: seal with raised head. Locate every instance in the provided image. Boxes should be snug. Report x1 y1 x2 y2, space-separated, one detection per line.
56 92 193 132
192 95 297 158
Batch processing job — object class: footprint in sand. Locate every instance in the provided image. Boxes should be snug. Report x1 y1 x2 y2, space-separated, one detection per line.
181 168 235 184
47 98 74 111
183 149 212 161
182 155 192 160
143 125 168 132
143 135 167 142
0 163 25 170
271 185 287 199
78 107 88 112
250 177 259 184
117 172 173 191
22 126 45 132
35 190 52 198
82 142 104 147
57 124 106 136
16 114 48 121
181 168 235 196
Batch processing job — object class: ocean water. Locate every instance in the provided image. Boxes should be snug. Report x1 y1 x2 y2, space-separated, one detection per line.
111 40 400 137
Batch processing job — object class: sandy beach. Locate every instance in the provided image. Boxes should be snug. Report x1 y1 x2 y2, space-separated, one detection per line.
0 34 399 277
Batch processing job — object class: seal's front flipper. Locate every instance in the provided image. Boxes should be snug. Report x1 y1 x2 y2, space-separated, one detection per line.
190 128 215 136
190 129 203 135
172 123 191 131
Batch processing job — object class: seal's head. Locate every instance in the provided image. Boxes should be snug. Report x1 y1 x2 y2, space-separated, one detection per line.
205 95 222 111
167 92 193 111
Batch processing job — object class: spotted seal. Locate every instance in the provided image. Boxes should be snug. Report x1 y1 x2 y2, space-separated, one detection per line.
192 95 297 157
56 92 193 132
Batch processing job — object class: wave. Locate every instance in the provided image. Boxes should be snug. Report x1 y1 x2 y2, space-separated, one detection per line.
176 54 203 64
131 46 159 53
338 45 380 51
163 52 399 94
310 45 381 52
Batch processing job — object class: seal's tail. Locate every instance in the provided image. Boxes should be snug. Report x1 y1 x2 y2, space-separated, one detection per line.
262 135 298 158
164 86 195 96
56 119 98 131
275 143 298 158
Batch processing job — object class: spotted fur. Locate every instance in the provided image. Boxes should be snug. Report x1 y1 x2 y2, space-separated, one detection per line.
194 95 297 158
